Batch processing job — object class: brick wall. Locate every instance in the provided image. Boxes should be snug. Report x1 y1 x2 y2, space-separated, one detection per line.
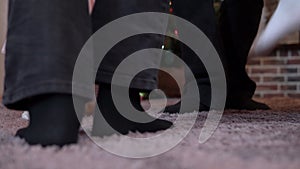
247 45 300 98
247 0 300 98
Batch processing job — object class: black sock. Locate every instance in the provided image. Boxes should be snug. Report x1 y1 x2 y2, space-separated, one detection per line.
16 94 85 146
92 83 173 136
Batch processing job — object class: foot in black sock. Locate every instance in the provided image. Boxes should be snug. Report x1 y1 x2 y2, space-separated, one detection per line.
226 99 270 110
15 94 85 146
91 83 173 137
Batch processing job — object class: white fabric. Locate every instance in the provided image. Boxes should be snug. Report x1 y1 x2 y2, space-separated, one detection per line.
1 41 5 54
254 0 300 55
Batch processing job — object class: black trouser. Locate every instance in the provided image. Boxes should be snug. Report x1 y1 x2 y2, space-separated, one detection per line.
3 0 263 109
173 0 263 106
219 0 263 103
3 0 168 109
91 0 168 90
4 0 92 109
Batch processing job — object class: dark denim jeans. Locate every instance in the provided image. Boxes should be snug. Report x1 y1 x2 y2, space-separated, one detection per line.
4 0 169 110
3 0 263 110
4 0 92 109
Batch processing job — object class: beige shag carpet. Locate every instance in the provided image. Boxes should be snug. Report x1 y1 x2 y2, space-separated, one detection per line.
0 97 299 169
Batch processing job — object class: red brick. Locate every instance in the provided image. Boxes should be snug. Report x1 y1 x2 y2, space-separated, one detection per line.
287 59 300 64
256 85 278 91
249 76 260 82
264 93 285 98
245 67 251 73
263 76 285 82
288 93 300 98
280 85 297 91
287 76 300 82
251 68 277 74
280 68 298 73
262 59 285 65
253 93 263 98
247 59 261 65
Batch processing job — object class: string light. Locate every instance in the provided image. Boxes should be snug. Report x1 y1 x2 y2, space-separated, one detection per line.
168 0 173 14
167 0 178 36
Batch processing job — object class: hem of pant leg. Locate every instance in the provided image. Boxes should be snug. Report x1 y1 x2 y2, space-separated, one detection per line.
95 71 157 90
2 80 94 109
184 80 212 108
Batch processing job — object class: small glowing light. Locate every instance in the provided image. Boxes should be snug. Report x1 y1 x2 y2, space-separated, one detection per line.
169 1 172 6
161 45 165 49
174 29 179 36
139 92 145 97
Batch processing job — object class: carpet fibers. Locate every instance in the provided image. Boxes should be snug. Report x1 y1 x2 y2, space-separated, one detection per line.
0 97 299 169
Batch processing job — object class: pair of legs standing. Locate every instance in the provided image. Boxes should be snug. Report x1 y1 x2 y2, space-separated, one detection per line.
4 0 268 146
165 0 269 113
4 0 172 146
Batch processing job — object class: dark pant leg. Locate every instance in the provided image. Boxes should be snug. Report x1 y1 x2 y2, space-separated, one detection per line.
173 0 221 107
92 0 168 90
4 0 92 109
219 0 264 102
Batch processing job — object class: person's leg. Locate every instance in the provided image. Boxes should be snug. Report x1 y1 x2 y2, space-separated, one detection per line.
93 83 172 136
219 0 270 109
165 0 269 113
16 94 86 146
165 0 222 113
91 0 172 136
4 0 92 146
